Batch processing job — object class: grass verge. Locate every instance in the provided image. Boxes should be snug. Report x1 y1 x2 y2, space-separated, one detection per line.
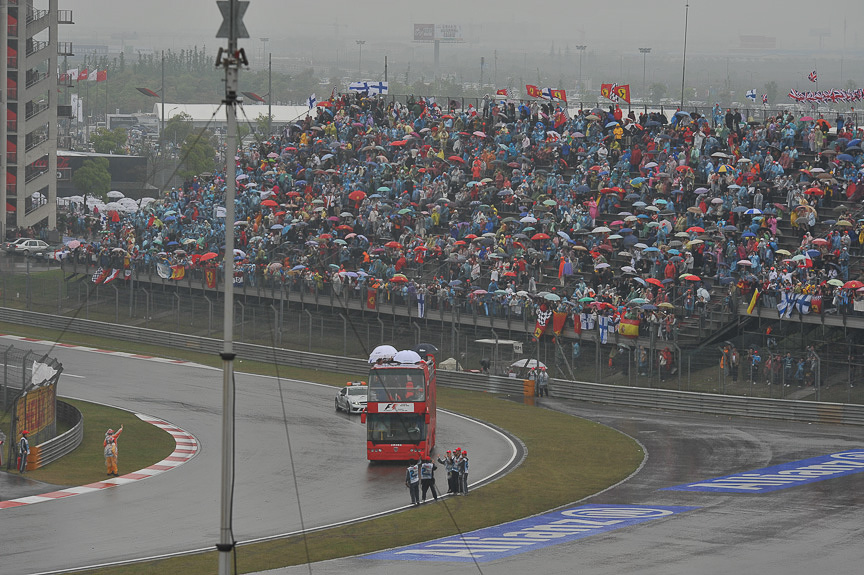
0 320 643 575
17 398 176 485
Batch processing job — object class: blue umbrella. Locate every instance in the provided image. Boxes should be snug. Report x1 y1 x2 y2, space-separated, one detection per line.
837 153 854 162
741 231 756 238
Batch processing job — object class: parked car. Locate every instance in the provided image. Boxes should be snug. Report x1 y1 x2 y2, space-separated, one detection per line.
3 238 29 253
14 239 49 256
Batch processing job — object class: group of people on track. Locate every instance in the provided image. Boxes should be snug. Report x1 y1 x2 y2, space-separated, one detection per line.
405 447 469 505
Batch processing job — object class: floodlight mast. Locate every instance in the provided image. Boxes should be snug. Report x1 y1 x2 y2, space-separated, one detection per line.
215 1 248 574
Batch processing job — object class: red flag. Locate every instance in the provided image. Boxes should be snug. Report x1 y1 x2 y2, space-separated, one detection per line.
205 268 217 289
601 83 617 101
366 290 377 310
496 88 508 96
78 68 89 81
552 311 568 336
845 182 857 200
573 313 582 336
615 84 631 103
96 70 108 82
525 84 542 98
170 265 186 280
550 89 567 102
533 307 552 339
102 269 121 285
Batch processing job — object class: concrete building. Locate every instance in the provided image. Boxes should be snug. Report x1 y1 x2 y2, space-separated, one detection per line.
1 0 73 237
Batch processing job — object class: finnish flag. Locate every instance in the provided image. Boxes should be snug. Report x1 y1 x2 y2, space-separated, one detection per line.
776 292 795 318
307 93 316 109
795 294 811 315
745 89 757 101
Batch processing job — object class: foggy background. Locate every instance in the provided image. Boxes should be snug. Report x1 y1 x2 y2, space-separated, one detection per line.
64 0 864 104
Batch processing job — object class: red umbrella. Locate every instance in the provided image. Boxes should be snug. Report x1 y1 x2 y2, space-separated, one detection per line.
686 226 705 233
384 241 402 249
199 252 219 262
683 274 701 281
261 199 278 207
318 233 333 240
531 233 551 240
286 191 301 198
843 280 864 289
348 190 367 201
465 234 479 240
336 224 353 231
454 240 467 246
448 155 465 163
804 187 824 196
390 274 409 283
646 278 664 287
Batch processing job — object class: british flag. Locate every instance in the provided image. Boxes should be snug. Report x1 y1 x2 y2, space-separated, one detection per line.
808 70 818 83
761 94 768 104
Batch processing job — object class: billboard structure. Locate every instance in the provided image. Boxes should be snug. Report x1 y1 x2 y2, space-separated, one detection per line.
413 24 465 70
413 24 464 43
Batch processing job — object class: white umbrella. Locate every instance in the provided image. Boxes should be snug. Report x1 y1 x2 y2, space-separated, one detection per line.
510 359 546 369
67 195 84 202
107 190 124 199
368 345 398 364
393 349 423 364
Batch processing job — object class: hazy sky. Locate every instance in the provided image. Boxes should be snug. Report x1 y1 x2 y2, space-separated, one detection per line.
70 0 864 56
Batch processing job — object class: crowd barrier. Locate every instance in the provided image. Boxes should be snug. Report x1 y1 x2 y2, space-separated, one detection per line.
2 307 862 427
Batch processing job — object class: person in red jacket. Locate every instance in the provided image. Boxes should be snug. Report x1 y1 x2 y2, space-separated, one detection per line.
104 425 124 477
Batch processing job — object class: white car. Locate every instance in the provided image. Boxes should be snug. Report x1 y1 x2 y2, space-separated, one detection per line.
335 382 367 414
15 239 49 256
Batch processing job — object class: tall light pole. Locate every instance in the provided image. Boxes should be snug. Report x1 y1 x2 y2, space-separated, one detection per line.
259 36 269 66
575 45 587 98
639 48 651 106
356 40 365 75
680 2 690 109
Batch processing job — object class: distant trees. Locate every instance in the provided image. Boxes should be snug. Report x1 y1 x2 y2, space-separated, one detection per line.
71 158 111 200
89 128 127 155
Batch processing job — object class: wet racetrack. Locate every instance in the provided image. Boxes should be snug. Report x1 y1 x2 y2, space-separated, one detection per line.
2 339 863 575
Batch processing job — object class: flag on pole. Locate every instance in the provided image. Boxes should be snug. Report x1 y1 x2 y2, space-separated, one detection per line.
67 68 79 81
761 93 768 104
366 289 377 310
78 68 89 81
348 81 369 93
102 268 121 284
808 70 818 83
600 83 619 102
745 89 757 101
614 84 631 103
747 288 760 315
96 70 108 82
307 93 317 109
550 88 567 102
533 307 552 339
525 84 542 98
87 69 98 82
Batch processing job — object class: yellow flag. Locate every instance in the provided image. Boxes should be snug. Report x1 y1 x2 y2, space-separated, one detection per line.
747 288 760 315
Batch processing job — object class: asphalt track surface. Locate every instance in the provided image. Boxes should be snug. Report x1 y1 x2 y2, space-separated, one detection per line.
4 340 864 575
264 400 864 575
0 341 516 575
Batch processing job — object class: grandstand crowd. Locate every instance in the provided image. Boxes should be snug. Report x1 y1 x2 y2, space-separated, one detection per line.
40 93 864 337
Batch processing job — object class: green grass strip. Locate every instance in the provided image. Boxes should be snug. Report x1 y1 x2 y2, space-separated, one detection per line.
0 320 643 575
20 398 176 485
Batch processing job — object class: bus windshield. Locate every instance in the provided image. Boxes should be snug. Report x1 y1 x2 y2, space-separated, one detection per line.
366 413 426 443
368 368 425 402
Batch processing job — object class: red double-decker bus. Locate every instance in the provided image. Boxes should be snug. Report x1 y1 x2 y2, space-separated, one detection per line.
361 349 436 461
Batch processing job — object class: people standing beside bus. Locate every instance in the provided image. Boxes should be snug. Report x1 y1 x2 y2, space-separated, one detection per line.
457 450 470 495
420 458 439 503
437 450 458 494
405 460 421 506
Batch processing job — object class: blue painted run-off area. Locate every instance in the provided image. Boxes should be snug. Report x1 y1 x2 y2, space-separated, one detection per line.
662 449 864 494
364 504 698 562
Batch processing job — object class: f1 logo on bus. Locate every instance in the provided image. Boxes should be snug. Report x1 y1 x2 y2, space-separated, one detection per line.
382 403 414 413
